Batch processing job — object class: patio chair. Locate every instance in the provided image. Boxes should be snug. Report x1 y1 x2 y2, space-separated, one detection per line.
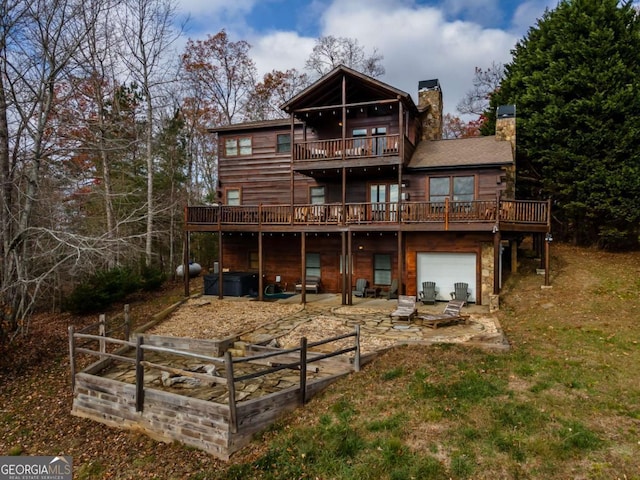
389 295 417 323
382 279 398 300
418 281 438 305
450 282 470 304
352 278 368 298
417 299 470 329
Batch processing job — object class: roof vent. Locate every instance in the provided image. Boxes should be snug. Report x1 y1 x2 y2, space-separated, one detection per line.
418 79 440 91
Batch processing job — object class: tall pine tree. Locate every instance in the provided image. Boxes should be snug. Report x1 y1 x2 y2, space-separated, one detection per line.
490 0 640 249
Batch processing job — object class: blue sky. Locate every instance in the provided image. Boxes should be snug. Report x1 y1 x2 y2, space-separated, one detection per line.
174 0 560 116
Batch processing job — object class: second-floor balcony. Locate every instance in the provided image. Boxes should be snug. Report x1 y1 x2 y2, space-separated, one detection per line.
293 134 415 171
186 199 550 233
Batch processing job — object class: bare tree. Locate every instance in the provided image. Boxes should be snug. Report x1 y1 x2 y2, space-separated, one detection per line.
117 0 181 267
244 68 310 121
456 61 504 117
181 30 257 125
0 0 105 341
305 35 385 78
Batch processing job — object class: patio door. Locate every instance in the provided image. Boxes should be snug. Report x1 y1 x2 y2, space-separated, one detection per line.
370 183 398 221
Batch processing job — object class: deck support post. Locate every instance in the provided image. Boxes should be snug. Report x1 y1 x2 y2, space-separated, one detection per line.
510 239 518 274
301 233 306 304
493 228 501 295
544 232 552 286
347 232 353 305
218 232 223 299
183 231 190 297
341 232 347 305
397 231 403 295
258 232 263 301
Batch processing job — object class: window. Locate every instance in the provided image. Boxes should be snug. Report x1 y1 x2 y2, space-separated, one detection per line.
374 254 392 285
224 137 252 156
249 251 259 270
239 137 252 155
226 188 241 205
277 134 291 153
306 253 321 278
429 176 474 203
372 127 387 155
310 186 325 205
370 183 399 220
353 128 367 150
453 176 474 202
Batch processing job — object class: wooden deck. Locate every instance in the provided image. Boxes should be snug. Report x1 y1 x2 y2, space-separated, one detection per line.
185 199 550 233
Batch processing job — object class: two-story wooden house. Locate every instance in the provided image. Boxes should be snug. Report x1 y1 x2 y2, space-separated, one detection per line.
184 65 550 306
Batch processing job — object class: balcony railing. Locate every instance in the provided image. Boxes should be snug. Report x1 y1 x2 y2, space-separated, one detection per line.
294 134 401 161
186 199 549 229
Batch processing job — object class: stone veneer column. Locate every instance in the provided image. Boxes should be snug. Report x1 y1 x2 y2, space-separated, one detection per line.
481 243 494 306
418 80 443 141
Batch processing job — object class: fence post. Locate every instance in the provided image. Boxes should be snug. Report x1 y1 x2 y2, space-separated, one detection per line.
135 335 144 412
354 325 361 372
299 337 308 405
225 351 238 433
99 314 106 354
68 326 76 392
124 304 131 341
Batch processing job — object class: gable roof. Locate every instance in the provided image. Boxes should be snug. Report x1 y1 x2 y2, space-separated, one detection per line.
409 136 513 170
209 118 301 134
281 64 418 114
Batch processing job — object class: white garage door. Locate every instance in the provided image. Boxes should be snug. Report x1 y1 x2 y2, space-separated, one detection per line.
417 253 477 303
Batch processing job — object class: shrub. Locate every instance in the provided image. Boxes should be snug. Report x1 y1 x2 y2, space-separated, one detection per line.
65 267 141 314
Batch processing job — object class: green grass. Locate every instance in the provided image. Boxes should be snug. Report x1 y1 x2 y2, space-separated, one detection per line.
5 245 637 479
201 245 640 479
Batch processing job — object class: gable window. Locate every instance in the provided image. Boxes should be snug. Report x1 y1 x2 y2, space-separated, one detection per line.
306 253 321 278
374 254 392 285
310 186 325 205
226 188 241 205
277 133 291 153
429 176 475 203
225 137 252 156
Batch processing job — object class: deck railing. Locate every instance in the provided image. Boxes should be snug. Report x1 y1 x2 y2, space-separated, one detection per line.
186 199 549 228
294 134 401 161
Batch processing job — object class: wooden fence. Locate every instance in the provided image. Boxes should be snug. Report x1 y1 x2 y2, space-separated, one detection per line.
69 316 361 459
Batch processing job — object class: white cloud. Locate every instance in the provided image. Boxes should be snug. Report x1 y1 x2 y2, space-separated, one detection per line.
510 0 557 34
317 0 517 115
176 0 528 117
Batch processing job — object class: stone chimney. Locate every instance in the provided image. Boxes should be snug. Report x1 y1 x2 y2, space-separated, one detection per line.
495 104 516 151
418 79 442 141
496 105 516 198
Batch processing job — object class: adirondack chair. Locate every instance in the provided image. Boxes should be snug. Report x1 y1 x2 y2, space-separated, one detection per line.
418 281 438 305
382 279 398 300
389 295 417 323
352 278 368 298
450 282 470 304
417 299 470 329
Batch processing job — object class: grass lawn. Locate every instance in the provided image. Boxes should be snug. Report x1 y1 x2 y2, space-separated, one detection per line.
1 243 639 479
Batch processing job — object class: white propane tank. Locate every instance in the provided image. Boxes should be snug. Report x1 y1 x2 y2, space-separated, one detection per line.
176 262 202 278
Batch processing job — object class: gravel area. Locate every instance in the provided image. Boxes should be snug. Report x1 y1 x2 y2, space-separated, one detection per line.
148 297 303 338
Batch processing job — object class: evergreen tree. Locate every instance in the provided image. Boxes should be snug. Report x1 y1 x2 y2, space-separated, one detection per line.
489 0 640 249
